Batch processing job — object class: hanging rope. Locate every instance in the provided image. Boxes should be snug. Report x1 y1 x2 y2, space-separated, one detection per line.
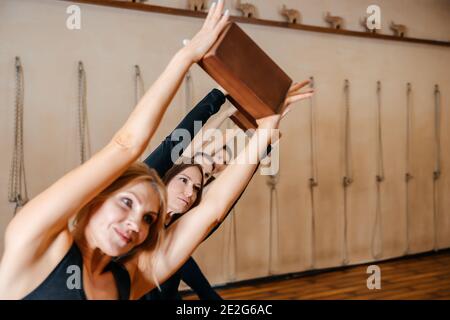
77 61 90 164
308 76 318 269
267 172 280 275
134 65 145 107
134 65 146 160
224 118 238 282
224 209 238 282
184 70 193 114
372 81 384 260
404 82 413 255
342 79 353 265
181 70 194 160
8 56 29 214
432 84 441 252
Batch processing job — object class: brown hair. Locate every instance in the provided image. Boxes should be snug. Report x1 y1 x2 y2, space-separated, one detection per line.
73 162 167 256
163 163 204 211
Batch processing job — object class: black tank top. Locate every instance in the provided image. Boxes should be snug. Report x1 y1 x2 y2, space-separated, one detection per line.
23 242 130 300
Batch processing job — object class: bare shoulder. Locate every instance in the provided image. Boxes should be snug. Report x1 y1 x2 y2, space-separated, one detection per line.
0 229 73 299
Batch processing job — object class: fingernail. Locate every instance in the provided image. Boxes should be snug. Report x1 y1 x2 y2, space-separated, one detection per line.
224 9 229 16
211 2 216 8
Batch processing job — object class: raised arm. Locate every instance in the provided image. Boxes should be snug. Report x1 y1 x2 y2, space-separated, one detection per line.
181 103 237 159
143 88 226 177
127 80 313 298
200 81 313 240
128 117 277 298
2 2 230 264
202 131 275 241
4 50 189 252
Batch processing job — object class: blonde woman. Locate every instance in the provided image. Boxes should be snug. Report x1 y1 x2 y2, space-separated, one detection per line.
0 1 313 300
0 1 230 300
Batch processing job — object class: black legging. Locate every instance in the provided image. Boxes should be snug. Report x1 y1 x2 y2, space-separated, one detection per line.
180 257 222 300
142 256 222 300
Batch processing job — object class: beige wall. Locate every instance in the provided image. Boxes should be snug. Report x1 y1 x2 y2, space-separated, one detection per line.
0 0 449 288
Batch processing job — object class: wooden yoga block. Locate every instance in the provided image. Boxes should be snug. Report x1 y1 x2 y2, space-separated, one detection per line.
198 22 292 130
229 109 257 130
227 94 257 130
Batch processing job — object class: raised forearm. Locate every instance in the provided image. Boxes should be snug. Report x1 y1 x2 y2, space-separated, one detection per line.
182 104 235 158
143 88 225 176
203 126 240 156
150 126 273 286
203 126 273 222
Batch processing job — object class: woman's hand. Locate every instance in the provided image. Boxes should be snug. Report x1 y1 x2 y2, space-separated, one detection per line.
182 0 230 63
256 79 314 130
281 80 314 117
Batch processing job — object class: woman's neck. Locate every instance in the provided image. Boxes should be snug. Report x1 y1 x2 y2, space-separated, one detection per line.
165 210 174 226
165 210 181 227
75 234 111 276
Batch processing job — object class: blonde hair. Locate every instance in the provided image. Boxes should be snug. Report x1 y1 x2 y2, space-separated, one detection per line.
73 162 167 287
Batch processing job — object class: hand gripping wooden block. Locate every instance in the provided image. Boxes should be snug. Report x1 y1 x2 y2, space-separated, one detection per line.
198 22 292 130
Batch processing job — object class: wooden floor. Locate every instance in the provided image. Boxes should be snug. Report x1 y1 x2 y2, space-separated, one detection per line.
182 250 450 300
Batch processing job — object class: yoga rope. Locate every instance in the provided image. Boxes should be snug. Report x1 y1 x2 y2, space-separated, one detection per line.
308 76 318 269
134 65 146 159
224 118 238 282
225 206 238 282
8 57 28 215
77 61 90 164
342 79 353 265
134 65 145 107
372 81 384 260
184 70 194 114
267 172 280 275
432 84 441 252
404 82 413 255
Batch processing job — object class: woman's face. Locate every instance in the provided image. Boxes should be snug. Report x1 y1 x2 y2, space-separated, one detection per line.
166 166 203 214
86 180 161 257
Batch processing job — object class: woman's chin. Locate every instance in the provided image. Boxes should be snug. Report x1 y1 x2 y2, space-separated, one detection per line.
102 242 130 257
173 204 188 214
178 207 189 214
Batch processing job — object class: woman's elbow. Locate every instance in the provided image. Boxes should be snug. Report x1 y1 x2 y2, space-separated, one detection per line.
110 132 144 158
